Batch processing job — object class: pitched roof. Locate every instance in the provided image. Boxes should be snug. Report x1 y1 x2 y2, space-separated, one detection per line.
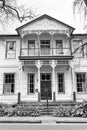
16 14 75 31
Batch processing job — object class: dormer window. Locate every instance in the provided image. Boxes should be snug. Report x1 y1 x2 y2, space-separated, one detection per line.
6 41 16 59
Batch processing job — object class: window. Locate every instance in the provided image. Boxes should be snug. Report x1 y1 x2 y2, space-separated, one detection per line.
76 73 87 93
57 73 64 93
28 40 35 55
6 41 16 58
56 40 63 55
28 74 35 94
40 40 50 55
3 73 15 94
73 40 83 57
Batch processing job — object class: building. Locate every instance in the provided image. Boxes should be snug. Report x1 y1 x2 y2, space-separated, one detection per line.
0 14 87 104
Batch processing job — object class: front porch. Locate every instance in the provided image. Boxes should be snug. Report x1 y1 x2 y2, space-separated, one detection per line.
19 60 74 103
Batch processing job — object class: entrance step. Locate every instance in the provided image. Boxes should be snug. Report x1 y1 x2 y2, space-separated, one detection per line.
20 101 77 106
42 119 56 124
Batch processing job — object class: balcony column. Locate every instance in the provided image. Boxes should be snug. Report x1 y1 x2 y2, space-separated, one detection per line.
37 31 40 56
50 31 54 56
70 64 76 102
52 60 56 102
18 63 23 104
37 61 41 102
68 36 72 56
20 37 23 56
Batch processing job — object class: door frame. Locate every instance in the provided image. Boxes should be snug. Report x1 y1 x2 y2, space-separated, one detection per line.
40 73 52 101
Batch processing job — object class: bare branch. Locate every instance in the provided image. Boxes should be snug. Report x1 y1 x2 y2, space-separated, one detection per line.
0 0 36 24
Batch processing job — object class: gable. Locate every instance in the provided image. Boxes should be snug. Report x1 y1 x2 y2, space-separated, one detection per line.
16 14 75 36
23 18 69 30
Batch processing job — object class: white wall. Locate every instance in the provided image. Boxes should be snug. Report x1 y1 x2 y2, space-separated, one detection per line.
0 37 20 104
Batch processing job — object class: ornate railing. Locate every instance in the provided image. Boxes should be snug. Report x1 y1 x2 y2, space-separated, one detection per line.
20 48 71 56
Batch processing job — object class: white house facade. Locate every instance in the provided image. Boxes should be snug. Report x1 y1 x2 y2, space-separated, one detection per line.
0 14 87 104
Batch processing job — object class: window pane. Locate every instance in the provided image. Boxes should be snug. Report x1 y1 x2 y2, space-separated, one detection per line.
58 73 64 93
76 73 86 92
4 74 15 94
28 74 34 94
6 41 16 58
56 40 63 55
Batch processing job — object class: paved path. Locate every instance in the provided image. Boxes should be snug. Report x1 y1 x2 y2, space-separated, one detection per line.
0 116 87 123
1 123 87 130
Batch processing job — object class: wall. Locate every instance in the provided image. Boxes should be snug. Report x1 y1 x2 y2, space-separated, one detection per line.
71 36 87 102
21 66 38 102
55 65 73 101
0 37 20 104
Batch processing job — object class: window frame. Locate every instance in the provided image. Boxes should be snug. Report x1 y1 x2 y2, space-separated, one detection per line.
73 40 84 57
28 40 35 55
76 72 87 93
56 40 63 55
27 73 35 94
5 41 16 59
57 73 65 94
3 73 15 95
40 40 50 55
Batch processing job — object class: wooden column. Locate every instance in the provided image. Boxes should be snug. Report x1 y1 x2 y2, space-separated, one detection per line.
52 61 56 102
37 32 40 56
20 37 23 56
38 65 41 102
68 36 72 56
71 66 76 102
18 64 22 104
51 31 54 56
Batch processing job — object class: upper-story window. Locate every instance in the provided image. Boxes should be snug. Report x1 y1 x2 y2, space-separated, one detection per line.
40 40 50 55
28 40 35 56
73 40 84 57
6 41 16 59
56 40 63 55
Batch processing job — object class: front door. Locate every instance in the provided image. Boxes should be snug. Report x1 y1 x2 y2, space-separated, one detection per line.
41 73 52 100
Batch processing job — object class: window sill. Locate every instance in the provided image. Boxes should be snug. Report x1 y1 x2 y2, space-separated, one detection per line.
5 58 16 60
27 93 35 95
3 93 16 96
58 92 65 95
77 92 87 94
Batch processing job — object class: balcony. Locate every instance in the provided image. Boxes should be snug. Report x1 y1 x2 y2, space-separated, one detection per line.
19 48 73 60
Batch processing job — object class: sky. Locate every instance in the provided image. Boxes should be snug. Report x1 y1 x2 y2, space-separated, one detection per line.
0 0 86 34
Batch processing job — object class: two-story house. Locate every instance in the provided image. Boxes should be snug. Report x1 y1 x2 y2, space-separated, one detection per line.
0 14 87 104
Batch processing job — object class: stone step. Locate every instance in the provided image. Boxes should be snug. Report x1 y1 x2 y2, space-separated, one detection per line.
19 101 76 107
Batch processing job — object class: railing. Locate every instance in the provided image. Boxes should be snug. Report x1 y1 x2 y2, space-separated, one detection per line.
20 48 71 56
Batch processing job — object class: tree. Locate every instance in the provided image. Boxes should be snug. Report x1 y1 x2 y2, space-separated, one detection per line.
73 0 87 56
73 0 87 19
0 0 36 24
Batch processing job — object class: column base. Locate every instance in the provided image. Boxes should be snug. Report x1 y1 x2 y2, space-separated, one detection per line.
73 92 76 102
17 92 21 104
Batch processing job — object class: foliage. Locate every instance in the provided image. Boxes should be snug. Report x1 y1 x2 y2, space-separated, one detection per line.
73 0 87 20
0 104 41 117
53 102 87 117
0 0 36 24
0 102 87 117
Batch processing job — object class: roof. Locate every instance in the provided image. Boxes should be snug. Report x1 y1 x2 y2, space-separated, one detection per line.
0 34 20 37
72 33 87 36
16 14 75 31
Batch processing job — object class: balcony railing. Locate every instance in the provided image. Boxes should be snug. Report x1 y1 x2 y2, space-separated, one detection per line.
20 48 71 56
